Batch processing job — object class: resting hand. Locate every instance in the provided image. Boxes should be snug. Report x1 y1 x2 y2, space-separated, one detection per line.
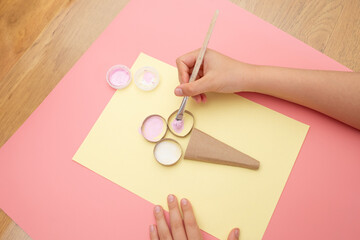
150 194 239 240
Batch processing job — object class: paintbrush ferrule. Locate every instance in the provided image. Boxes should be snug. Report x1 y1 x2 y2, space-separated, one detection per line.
175 96 188 121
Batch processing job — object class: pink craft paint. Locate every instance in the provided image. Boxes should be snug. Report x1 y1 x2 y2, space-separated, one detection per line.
134 66 159 91
143 71 154 84
142 115 166 142
106 65 131 89
171 119 184 133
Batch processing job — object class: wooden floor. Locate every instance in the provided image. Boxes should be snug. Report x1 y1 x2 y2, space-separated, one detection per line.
0 0 359 239
0 210 31 240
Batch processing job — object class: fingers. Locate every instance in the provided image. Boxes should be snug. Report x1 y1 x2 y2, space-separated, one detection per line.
227 228 240 240
176 49 200 84
149 224 159 240
174 76 212 97
167 194 187 240
192 93 207 103
153 205 172 240
176 49 211 102
151 196 205 240
181 198 202 240
200 93 207 103
192 95 203 103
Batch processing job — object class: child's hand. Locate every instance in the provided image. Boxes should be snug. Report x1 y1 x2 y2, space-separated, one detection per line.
175 49 253 103
150 194 239 240
175 49 360 129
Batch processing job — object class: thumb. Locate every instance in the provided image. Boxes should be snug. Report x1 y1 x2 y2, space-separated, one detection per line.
227 228 240 240
174 76 211 97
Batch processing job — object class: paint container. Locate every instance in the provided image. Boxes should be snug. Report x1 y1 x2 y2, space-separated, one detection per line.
153 138 182 166
106 65 132 89
167 110 195 137
134 66 160 91
141 115 167 142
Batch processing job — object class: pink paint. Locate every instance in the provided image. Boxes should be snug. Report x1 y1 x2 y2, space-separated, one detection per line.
142 115 165 141
143 71 154 83
171 119 184 133
106 65 131 89
134 67 159 91
109 69 129 86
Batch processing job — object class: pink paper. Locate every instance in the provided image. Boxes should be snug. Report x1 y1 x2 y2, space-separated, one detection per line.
0 0 359 239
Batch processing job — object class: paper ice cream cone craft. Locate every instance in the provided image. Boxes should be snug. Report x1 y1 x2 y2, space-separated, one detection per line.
185 128 260 170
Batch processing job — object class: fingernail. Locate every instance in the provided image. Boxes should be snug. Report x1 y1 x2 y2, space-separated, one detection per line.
154 205 161 213
149 225 155 232
181 198 188 206
175 88 183 96
234 228 240 238
168 194 175 203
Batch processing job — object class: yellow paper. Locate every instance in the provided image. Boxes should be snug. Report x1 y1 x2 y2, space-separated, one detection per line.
73 53 309 239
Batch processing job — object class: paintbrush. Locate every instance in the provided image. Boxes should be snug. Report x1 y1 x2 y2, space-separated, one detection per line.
175 10 219 122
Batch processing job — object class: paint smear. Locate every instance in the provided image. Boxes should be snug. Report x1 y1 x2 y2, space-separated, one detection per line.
171 119 184 133
142 115 166 142
143 71 154 83
134 67 159 91
154 139 182 165
168 110 194 137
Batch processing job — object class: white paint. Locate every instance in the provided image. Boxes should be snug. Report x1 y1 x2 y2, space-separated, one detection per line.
154 140 182 166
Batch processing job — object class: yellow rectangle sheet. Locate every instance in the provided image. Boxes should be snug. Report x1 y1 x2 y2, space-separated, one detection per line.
73 53 309 239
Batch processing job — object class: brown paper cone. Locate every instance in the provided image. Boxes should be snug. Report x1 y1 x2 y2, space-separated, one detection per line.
184 128 260 170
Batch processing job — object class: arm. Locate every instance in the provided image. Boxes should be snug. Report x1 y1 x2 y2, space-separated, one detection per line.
175 49 360 130
248 66 360 129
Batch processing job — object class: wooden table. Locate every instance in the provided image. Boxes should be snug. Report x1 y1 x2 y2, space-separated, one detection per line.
0 0 359 238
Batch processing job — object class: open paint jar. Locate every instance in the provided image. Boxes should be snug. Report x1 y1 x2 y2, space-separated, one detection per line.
106 65 131 89
167 110 195 137
141 115 167 143
153 138 182 166
134 66 160 91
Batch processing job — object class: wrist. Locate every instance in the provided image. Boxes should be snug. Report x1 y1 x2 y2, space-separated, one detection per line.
234 61 260 92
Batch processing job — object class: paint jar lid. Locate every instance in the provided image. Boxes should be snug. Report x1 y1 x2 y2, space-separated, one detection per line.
153 138 182 166
106 65 132 89
141 115 168 143
134 66 160 91
168 110 195 137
